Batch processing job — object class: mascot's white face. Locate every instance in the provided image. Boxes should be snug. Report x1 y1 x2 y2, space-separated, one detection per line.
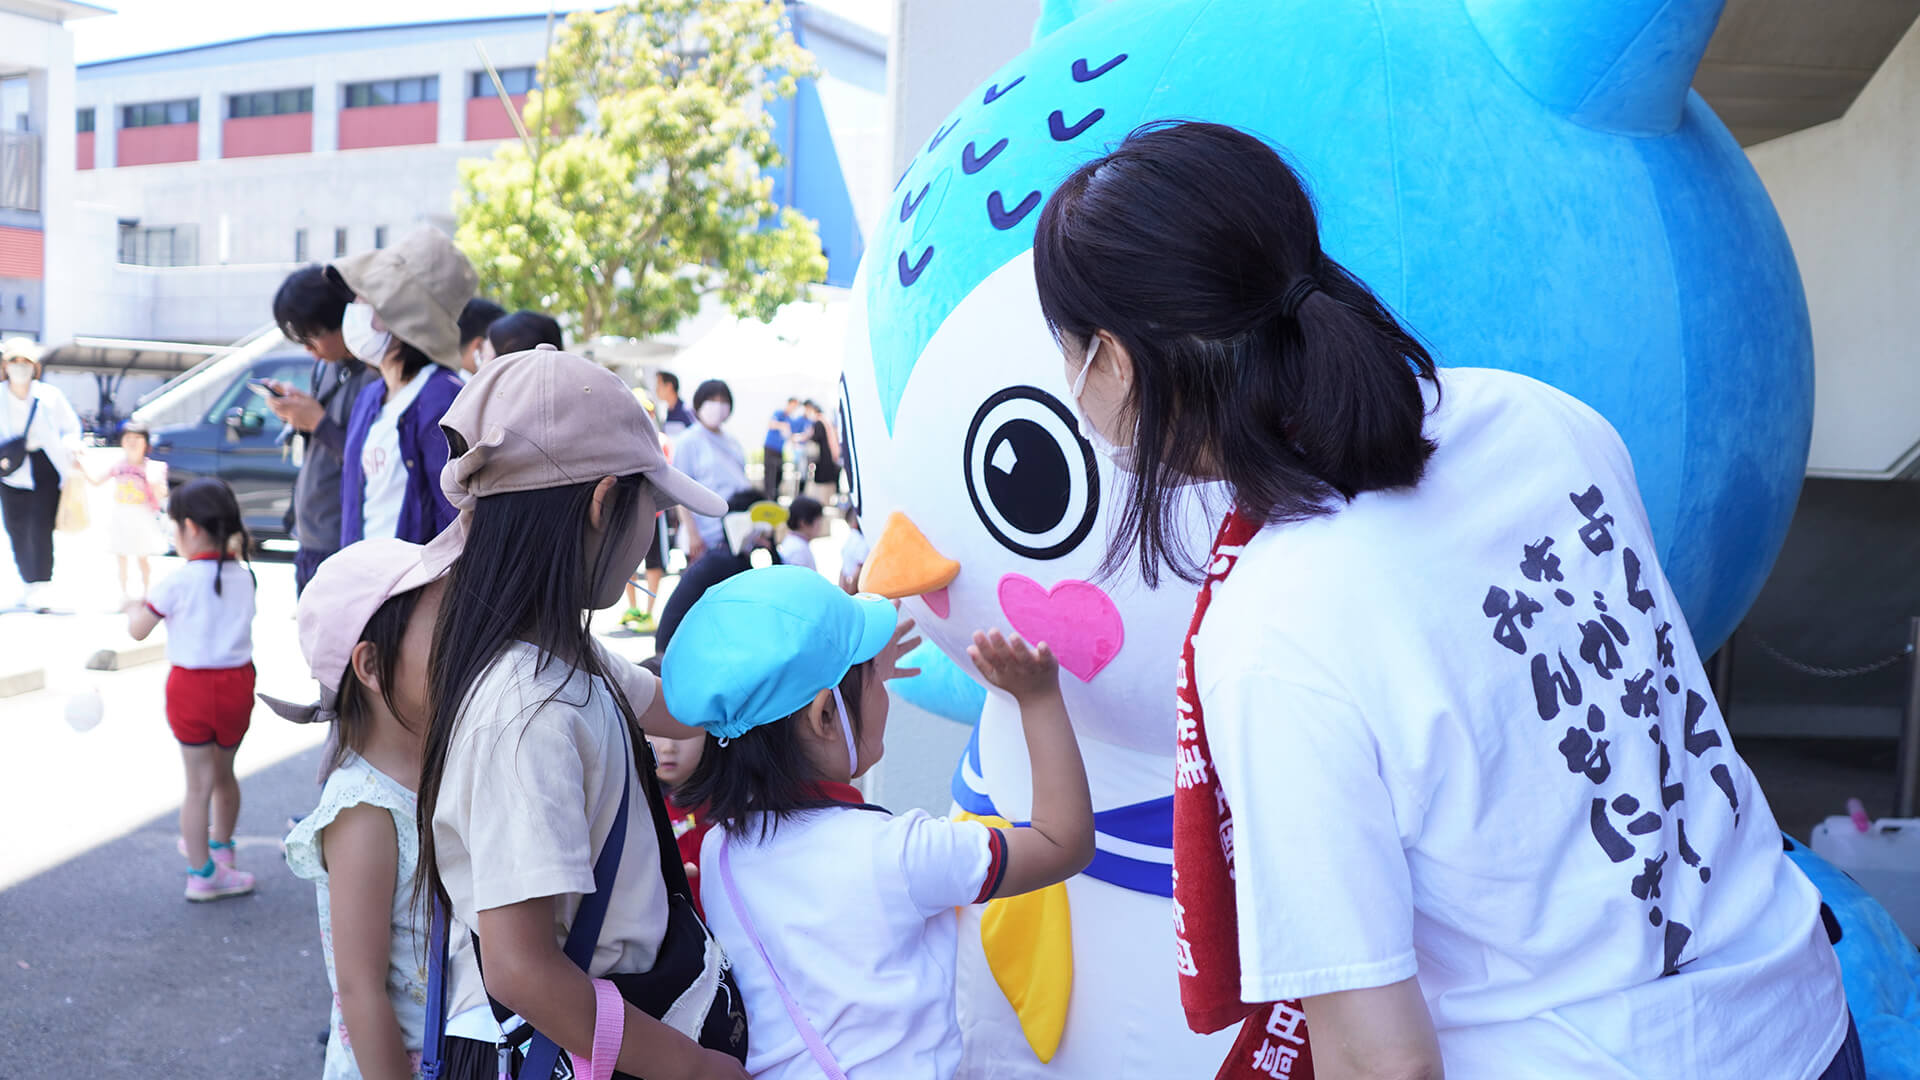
841 249 1217 755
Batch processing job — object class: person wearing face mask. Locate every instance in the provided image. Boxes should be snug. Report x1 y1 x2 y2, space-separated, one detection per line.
267 265 383 596
1033 122 1854 1080
457 298 506 377
0 338 83 610
672 379 751 562
334 226 477 547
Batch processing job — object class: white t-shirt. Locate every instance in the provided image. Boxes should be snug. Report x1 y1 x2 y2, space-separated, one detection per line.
776 533 816 570
1 382 81 491
701 803 1002 1080
359 370 432 541
838 528 869 588
432 641 669 977
146 556 255 669
672 424 750 550
1196 367 1846 1079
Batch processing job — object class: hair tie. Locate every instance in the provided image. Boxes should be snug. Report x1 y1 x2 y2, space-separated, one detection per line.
1278 276 1320 320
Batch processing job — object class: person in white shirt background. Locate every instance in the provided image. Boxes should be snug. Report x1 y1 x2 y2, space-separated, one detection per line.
334 227 475 547
674 378 752 562
1030 121 1861 1080
0 337 82 610
776 495 825 571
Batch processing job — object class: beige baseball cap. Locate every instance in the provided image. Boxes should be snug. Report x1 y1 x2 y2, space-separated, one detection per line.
332 225 477 370
421 344 726 573
2 337 42 376
260 537 442 724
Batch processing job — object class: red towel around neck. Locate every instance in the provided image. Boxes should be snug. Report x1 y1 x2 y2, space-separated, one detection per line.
1173 509 1317 1079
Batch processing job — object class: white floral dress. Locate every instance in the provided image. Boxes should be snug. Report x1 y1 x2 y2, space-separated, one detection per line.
286 754 474 1079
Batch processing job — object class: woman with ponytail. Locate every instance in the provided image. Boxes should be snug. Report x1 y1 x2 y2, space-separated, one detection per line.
1032 121 1856 1080
124 477 259 902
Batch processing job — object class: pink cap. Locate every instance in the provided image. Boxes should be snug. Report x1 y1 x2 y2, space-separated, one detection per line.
259 538 441 724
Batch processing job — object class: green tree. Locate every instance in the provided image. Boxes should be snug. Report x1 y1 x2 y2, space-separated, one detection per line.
455 0 828 341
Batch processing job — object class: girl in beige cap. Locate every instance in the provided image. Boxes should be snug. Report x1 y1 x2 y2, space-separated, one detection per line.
413 346 748 1080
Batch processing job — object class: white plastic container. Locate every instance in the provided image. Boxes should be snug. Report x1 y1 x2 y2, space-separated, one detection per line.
1811 815 1920 944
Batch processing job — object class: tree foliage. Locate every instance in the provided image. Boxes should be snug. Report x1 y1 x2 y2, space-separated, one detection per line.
455 0 828 341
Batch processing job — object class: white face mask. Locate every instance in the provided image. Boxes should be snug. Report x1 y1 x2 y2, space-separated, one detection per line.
1069 335 1134 471
698 399 731 428
5 363 30 387
341 301 392 365
474 338 497 369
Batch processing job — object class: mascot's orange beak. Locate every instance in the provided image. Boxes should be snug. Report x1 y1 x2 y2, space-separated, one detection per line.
859 511 960 599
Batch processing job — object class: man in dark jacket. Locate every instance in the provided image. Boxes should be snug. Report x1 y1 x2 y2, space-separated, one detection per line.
267 265 381 595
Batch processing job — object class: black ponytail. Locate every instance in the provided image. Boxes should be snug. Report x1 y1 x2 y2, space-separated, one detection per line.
166 478 252 596
1033 120 1437 586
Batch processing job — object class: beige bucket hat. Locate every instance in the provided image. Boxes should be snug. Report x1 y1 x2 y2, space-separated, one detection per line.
331 225 477 370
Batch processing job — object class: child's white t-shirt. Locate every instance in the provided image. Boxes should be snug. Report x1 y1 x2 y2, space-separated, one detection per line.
1196 367 1846 1079
432 640 670 977
776 533 816 570
145 556 254 668
701 796 1004 1079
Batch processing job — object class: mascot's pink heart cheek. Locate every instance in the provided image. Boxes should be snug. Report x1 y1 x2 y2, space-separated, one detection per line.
996 573 1124 682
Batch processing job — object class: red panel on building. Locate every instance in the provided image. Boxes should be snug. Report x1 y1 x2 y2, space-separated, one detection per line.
223 114 313 158
117 123 199 167
0 226 45 279
76 131 94 171
465 93 529 141
338 103 438 150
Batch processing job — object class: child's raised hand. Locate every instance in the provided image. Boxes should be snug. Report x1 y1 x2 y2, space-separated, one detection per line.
969 629 1060 703
878 608 922 682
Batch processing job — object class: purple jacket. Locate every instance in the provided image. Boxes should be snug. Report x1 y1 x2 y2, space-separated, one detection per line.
339 366 462 547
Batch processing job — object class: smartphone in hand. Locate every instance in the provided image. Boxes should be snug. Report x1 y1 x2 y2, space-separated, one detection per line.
245 378 285 400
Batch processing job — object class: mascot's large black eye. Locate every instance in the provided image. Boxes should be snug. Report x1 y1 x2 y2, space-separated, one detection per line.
963 386 1098 560
838 374 862 517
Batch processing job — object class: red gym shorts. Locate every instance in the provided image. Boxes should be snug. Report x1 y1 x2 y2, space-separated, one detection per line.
166 664 256 748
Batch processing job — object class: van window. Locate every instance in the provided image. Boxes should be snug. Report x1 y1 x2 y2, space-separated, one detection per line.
204 358 314 428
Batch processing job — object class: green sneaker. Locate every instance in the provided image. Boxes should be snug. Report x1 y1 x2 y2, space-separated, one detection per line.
620 607 646 629
631 612 658 634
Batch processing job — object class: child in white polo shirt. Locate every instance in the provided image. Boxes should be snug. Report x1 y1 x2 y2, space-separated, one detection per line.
662 565 1095 1079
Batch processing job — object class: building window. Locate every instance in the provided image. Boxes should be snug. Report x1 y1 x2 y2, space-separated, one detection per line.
294 229 308 263
229 88 314 119
121 99 199 129
374 226 388 249
118 223 199 267
334 228 348 257
471 67 537 99
76 108 94 134
344 77 439 109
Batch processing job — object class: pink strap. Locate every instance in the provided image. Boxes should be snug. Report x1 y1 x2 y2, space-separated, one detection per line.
717 831 848 1080
577 977 624 1080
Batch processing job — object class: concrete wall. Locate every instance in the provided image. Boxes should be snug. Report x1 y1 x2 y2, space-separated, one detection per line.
0 6 77 345
1747 17 1920 478
888 0 1041 178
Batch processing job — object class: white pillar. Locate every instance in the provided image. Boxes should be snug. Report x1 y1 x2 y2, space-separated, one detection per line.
313 73 340 153
35 33 77 346
888 0 1040 177
198 88 220 162
93 92 115 169
437 61 465 145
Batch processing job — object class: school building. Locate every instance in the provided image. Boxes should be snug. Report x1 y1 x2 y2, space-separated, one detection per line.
7 6 886 361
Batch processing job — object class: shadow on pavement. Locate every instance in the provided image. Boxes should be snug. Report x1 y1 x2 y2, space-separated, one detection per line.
0 746 334 1075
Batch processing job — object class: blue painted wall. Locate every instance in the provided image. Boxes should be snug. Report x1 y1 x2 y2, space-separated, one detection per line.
772 73 863 288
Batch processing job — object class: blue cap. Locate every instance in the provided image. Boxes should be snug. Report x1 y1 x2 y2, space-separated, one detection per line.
662 565 899 740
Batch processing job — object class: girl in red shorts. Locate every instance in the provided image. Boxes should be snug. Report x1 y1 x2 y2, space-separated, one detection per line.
125 478 258 901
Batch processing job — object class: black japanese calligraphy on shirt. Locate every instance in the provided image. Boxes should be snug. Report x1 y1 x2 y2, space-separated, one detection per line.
1479 483 1752 979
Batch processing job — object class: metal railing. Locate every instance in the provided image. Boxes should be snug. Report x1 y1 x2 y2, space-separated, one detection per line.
0 131 42 212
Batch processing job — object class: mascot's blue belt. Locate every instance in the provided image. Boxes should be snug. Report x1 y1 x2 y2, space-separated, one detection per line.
951 724 1174 898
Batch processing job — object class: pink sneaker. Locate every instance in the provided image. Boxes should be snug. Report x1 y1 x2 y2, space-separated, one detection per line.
176 836 237 868
185 863 255 902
